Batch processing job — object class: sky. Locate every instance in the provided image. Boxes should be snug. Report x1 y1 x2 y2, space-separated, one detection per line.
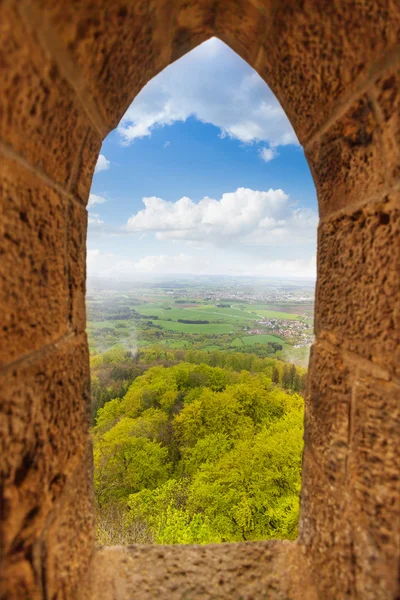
87 38 318 280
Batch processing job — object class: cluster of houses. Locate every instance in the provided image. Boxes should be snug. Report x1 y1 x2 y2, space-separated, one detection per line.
247 318 314 348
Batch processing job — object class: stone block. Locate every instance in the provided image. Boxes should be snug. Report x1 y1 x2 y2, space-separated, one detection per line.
170 0 214 62
347 376 400 598
67 200 88 334
0 157 68 365
0 558 42 600
33 0 183 129
44 446 95 600
72 127 102 205
87 541 316 600
0 335 90 563
256 0 400 143
299 448 354 599
316 202 400 376
213 0 270 67
0 3 87 187
305 343 352 486
306 95 386 217
374 66 400 184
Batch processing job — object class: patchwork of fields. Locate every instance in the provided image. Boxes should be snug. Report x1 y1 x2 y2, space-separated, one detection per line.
86 282 314 366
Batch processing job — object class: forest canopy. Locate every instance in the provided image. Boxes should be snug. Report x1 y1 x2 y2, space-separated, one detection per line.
92 352 304 546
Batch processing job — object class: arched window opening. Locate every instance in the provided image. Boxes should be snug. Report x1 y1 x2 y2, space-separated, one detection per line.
86 38 317 546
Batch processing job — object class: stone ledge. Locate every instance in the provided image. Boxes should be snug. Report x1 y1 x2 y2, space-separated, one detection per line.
85 541 316 600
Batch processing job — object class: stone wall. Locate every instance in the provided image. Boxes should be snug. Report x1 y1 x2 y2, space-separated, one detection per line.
0 1 399 598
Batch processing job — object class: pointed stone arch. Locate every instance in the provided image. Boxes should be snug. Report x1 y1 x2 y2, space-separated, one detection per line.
1 1 399 598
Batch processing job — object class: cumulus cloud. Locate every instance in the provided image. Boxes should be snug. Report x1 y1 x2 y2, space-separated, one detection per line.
259 146 278 163
87 249 316 280
125 187 317 248
118 38 297 158
94 154 110 173
88 193 106 207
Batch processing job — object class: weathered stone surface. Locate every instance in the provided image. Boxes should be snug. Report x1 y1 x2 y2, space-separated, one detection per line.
306 96 386 217
256 0 400 143
299 447 354 599
72 127 103 205
316 202 400 376
0 156 68 365
68 200 88 334
0 336 90 570
213 0 270 67
348 376 400 599
85 541 317 600
0 558 41 600
33 0 199 130
45 447 95 600
304 343 352 486
0 3 87 186
374 67 400 184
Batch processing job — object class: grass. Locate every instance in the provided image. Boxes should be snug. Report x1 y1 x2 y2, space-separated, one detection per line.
247 309 301 320
201 344 222 351
239 334 285 346
135 305 257 324
156 320 235 334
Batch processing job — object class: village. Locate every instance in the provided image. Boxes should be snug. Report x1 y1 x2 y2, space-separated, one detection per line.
247 317 314 348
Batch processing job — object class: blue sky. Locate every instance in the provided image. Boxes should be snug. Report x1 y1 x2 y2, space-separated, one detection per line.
88 38 317 279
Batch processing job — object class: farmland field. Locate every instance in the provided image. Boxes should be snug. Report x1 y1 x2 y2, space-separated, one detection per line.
156 320 235 334
245 309 301 320
86 276 314 365
237 334 286 345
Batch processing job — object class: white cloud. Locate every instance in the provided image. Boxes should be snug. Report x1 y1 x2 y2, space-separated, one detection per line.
88 213 104 225
94 154 110 173
88 193 106 207
259 146 278 163
118 38 297 153
86 249 316 280
125 187 317 248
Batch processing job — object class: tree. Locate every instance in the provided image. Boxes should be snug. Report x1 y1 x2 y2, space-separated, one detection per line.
92 356 305 545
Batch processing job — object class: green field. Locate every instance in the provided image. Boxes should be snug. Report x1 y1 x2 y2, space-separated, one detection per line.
86 284 314 366
238 334 285 346
247 309 301 320
156 320 235 334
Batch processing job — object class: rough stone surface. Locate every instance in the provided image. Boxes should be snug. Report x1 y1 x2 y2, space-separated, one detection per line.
72 128 103 205
0 335 91 596
374 66 400 184
306 95 386 217
316 201 400 377
348 375 400 598
213 0 270 67
0 156 69 365
304 342 352 487
256 0 400 144
300 343 355 597
33 0 200 129
44 447 95 600
85 542 317 600
68 200 88 335
1 0 399 599
0 3 88 186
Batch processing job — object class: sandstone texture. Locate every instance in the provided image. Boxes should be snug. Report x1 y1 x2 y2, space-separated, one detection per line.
0 1 399 599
